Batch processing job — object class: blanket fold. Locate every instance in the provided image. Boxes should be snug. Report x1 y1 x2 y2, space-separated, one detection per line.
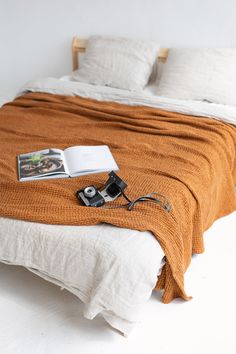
0 93 235 303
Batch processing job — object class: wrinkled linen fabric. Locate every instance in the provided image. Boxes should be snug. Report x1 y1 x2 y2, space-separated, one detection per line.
0 217 163 335
19 76 236 126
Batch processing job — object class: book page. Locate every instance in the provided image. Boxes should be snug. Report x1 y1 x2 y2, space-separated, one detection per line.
18 148 69 181
64 145 119 177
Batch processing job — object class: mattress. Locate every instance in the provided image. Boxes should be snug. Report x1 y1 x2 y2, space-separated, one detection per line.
1 78 236 335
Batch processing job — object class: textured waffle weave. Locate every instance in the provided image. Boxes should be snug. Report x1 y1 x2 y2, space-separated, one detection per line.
0 93 236 303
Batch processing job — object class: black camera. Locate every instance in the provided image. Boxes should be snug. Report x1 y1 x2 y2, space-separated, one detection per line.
76 171 127 207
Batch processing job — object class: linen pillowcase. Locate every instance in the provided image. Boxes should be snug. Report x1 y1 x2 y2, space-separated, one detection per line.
73 35 160 91
155 48 236 106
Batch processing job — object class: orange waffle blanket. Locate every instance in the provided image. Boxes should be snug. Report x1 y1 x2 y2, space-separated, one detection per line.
0 93 236 303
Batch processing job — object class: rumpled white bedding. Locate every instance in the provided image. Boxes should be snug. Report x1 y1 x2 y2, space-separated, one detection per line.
0 217 164 335
1 77 236 336
20 75 236 126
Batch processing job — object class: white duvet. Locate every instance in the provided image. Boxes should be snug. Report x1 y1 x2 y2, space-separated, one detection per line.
1 77 236 335
0 217 163 335
20 76 236 126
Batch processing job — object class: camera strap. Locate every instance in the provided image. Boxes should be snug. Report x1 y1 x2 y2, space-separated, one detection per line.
103 190 172 213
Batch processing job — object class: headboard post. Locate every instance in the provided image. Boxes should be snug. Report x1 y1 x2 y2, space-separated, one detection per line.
72 38 79 71
71 36 168 71
72 37 88 71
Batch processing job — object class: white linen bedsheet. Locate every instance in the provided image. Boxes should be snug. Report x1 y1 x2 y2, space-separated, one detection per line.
19 76 236 126
1 78 236 335
0 217 164 335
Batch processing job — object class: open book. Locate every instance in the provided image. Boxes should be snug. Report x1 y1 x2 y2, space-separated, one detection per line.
17 145 119 181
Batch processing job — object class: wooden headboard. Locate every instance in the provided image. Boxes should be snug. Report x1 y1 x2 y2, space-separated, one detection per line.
72 36 169 71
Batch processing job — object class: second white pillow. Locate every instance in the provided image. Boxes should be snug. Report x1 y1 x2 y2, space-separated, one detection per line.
155 48 236 106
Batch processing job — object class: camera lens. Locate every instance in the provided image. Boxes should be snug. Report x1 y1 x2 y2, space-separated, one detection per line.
106 183 120 198
84 186 96 198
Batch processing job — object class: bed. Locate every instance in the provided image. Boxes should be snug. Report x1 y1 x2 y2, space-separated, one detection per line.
0 36 235 336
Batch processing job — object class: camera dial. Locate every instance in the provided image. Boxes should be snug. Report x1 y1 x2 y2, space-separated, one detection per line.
84 186 96 198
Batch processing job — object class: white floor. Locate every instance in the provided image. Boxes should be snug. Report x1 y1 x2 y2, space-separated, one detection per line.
0 211 235 354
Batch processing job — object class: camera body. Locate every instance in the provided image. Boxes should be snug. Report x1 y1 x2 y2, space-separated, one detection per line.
77 185 105 207
76 171 127 207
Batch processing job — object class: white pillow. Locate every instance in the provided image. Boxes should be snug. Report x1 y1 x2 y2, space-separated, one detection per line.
73 35 159 91
155 48 236 106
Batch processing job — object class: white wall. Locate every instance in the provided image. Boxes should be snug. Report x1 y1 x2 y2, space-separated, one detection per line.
1 0 236 98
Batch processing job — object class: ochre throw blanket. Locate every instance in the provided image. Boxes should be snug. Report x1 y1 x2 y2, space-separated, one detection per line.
0 93 236 303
